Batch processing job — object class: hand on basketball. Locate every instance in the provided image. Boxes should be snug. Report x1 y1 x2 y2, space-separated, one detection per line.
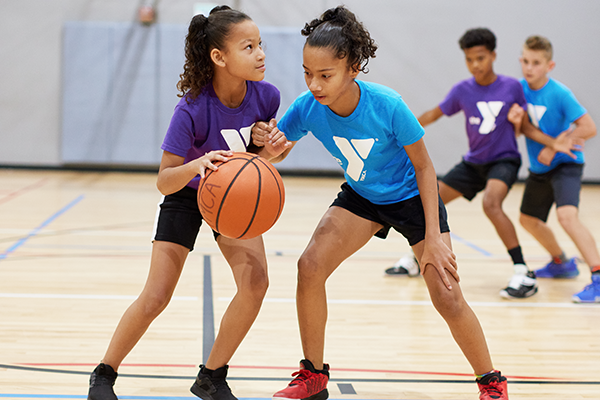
420 236 459 290
196 150 233 179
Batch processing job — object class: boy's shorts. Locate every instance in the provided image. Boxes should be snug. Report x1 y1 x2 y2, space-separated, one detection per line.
331 182 450 246
520 163 583 222
441 157 521 201
154 186 219 251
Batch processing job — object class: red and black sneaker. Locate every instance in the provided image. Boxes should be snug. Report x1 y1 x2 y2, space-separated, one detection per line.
477 370 508 400
273 359 329 400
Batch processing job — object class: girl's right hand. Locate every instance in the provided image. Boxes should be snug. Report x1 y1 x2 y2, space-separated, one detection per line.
251 119 276 147
195 150 233 179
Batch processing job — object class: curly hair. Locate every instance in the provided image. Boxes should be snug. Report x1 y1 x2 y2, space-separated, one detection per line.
301 6 377 73
177 5 251 101
459 28 496 52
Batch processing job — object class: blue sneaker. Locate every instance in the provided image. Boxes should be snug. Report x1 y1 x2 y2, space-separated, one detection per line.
572 274 600 303
535 257 579 278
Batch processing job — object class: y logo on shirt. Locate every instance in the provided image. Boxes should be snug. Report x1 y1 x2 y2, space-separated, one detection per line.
220 124 254 152
526 104 547 128
333 137 375 181
475 101 503 134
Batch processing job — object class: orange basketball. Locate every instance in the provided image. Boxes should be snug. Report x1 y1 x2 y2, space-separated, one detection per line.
197 152 285 239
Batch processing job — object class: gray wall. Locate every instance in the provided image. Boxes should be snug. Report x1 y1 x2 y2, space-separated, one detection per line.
1 0 599 179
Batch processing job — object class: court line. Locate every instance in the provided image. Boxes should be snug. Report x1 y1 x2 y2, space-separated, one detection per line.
203 254 215 364
450 233 493 256
0 293 197 301
218 297 600 309
1 364 598 385
0 178 47 206
0 195 84 261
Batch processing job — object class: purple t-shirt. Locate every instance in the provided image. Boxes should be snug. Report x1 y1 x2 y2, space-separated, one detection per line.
439 75 526 164
161 80 280 189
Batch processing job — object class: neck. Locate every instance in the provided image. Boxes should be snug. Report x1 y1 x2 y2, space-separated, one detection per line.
529 76 549 91
212 75 248 108
329 81 361 117
475 71 497 86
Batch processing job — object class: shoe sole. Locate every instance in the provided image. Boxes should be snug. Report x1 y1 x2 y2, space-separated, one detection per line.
499 286 538 299
191 382 221 400
273 389 328 400
536 273 579 279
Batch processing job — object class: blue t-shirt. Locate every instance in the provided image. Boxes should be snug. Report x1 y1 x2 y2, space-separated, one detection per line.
162 80 280 189
439 75 526 164
521 78 586 174
279 80 424 204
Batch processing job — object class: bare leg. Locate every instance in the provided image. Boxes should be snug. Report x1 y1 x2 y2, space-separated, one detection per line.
557 205 600 266
412 233 493 375
297 206 382 369
481 179 520 250
205 235 269 369
438 181 463 205
519 213 563 257
102 241 189 370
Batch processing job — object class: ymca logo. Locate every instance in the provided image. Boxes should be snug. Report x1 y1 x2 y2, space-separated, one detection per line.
220 124 254 151
333 136 375 181
474 101 503 134
527 104 547 128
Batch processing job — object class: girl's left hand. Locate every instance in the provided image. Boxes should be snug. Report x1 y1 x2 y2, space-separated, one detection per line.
420 236 459 290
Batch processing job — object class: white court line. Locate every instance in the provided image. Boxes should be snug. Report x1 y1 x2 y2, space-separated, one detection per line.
219 297 600 309
0 293 198 301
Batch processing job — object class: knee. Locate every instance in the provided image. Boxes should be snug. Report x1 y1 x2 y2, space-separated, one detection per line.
238 269 269 303
519 213 538 230
139 291 171 318
556 208 577 230
297 254 326 286
430 290 465 320
482 197 502 217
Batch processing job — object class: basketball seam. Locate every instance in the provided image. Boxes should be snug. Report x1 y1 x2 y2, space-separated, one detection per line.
216 154 260 238
255 157 284 223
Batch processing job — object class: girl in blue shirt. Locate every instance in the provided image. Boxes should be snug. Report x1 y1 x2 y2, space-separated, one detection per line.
253 6 508 400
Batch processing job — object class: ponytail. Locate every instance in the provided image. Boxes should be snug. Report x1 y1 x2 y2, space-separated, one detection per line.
302 6 377 73
177 5 251 100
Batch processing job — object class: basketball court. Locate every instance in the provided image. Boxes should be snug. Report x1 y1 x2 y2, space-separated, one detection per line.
0 169 599 400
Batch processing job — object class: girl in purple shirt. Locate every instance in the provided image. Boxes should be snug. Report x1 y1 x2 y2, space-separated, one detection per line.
87 6 287 400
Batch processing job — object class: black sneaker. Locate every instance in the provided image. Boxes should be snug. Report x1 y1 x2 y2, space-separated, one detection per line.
191 365 237 400
500 265 538 299
88 363 118 400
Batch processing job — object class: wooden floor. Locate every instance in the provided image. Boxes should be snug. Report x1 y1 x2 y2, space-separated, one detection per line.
0 169 599 400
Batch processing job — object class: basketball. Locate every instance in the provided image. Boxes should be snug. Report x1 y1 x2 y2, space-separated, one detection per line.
197 152 285 240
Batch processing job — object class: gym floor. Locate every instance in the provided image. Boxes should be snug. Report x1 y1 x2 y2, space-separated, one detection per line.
0 169 599 399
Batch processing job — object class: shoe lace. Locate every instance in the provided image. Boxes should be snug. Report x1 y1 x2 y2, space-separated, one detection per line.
479 379 503 398
288 369 312 386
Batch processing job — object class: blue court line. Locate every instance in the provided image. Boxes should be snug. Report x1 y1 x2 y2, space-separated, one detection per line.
450 232 493 257
202 254 215 364
0 195 84 261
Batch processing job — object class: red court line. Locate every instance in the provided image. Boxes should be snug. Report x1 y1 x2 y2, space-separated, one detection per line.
0 179 47 206
17 363 560 381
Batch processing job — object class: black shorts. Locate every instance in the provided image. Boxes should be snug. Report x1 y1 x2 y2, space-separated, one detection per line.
154 186 219 251
441 157 521 201
520 163 583 222
331 182 450 246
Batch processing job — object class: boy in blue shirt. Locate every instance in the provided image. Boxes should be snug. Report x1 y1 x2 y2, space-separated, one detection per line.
510 35 599 303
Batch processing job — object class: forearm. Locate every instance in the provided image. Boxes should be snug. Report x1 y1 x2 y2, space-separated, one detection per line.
417 106 443 128
414 164 442 240
156 162 198 195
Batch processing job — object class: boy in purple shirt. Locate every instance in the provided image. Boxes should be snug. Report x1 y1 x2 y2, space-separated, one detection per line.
387 28 578 299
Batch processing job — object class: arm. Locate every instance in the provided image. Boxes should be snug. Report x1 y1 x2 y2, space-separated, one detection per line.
520 112 584 157
156 149 233 195
537 114 594 165
417 106 444 128
404 138 458 289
